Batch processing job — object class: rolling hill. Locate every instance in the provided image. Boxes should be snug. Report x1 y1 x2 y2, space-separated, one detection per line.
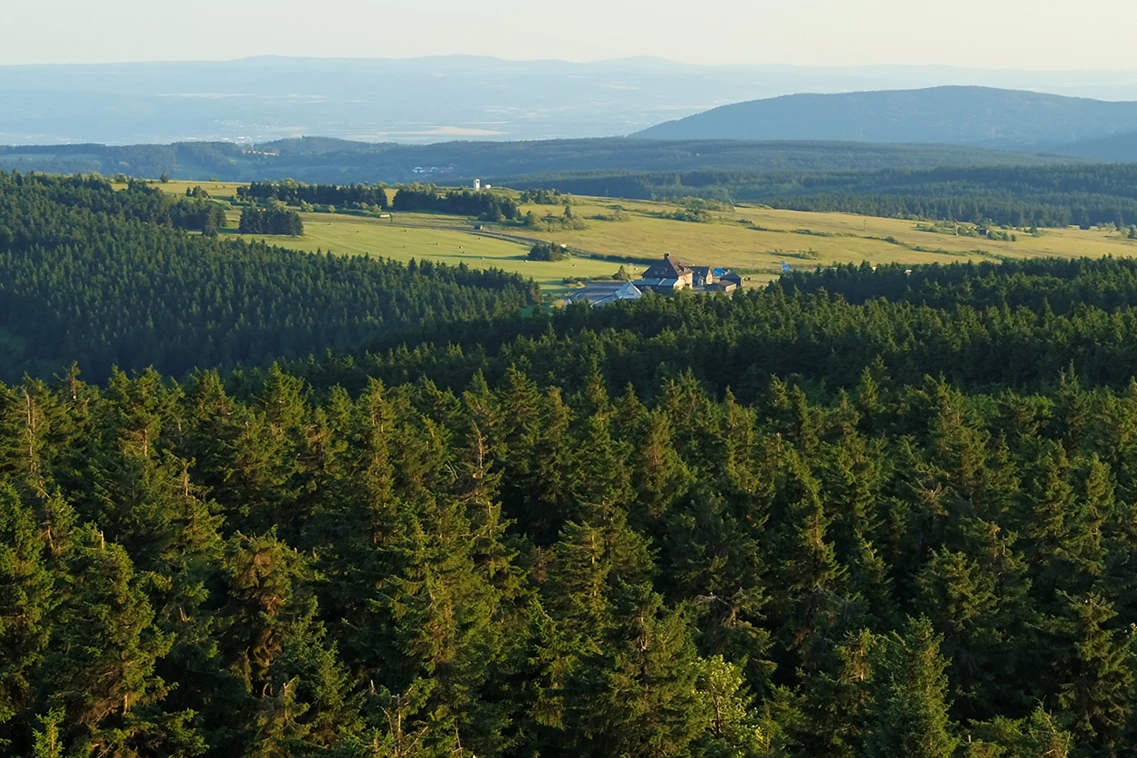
634 86 1137 150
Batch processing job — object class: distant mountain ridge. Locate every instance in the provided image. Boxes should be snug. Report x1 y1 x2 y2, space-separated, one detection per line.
635 86 1137 151
7 58 1137 146
0 137 1076 185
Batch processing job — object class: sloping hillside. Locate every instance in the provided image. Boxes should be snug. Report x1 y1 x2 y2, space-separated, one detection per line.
635 86 1137 149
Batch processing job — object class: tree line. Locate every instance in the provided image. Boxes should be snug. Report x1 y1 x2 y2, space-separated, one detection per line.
519 188 573 205
237 180 390 210
392 185 521 221
237 205 305 235
0 172 225 235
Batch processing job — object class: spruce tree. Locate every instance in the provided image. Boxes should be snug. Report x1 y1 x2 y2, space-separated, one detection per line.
862 617 959 758
1053 592 1134 752
0 484 57 749
37 525 203 755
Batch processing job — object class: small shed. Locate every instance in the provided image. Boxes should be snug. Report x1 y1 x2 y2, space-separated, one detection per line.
719 271 743 288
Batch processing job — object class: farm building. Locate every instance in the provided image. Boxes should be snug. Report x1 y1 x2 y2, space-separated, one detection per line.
636 255 739 294
718 271 743 288
565 280 644 307
636 253 694 293
705 280 738 293
691 266 717 287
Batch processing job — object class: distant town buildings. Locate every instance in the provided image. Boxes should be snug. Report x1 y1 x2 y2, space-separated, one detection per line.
410 166 456 175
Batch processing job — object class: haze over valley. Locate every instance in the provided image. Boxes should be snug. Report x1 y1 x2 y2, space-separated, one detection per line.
7 56 1137 146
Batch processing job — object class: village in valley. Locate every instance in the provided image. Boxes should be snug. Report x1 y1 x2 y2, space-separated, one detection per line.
565 253 742 307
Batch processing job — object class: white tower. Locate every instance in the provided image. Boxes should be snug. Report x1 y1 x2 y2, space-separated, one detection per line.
474 179 482 191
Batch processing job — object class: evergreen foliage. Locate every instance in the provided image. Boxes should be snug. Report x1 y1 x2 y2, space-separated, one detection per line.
237 180 389 210
392 185 521 221
528 241 568 262
11 179 1137 754
237 206 304 236
0 171 539 382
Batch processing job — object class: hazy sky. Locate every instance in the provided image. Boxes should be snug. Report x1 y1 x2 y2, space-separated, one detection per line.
6 0 1137 69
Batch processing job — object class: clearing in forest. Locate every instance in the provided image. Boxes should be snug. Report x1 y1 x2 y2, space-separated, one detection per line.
154 180 1137 292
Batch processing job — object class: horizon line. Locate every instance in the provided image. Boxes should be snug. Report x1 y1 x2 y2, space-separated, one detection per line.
3 54 1137 75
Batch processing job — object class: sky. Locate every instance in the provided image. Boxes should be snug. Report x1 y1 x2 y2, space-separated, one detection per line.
6 0 1137 70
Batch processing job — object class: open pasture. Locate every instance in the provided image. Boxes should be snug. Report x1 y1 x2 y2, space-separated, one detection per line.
509 195 1137 275
240 212 622 294
143 179 1137 292
151 179 246 201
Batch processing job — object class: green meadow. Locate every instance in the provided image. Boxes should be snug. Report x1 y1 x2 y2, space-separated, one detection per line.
151 180 1137 293
243 213 620 294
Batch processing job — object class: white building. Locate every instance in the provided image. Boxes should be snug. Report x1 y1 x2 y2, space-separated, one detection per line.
565 281 644 307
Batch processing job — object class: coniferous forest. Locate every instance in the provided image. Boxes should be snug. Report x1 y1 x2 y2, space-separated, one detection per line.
0 172 539 383
237 181 390 211
12 173 1137 756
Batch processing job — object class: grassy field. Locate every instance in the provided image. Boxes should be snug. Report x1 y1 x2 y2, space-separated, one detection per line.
151 180 246 200
510 196 1137 278
241 214 620 293
146 179 1137 293
150 181 619 294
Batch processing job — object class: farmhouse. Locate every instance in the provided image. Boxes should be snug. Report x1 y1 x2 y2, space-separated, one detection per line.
636 253 694 293
635 255 740 294
566 280 643 307
691 266 716 287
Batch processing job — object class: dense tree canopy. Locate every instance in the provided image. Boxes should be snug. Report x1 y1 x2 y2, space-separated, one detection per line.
237 205 305 235
10 175 1137 755
392 185 521 222
237 180 390 210
0 171 539 383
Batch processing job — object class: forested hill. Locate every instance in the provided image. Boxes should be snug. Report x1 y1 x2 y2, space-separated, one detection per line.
0 137 1072 184
635 86 1137 150
0 171 539 382
1054 131 1137 162
11 257 1137 754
